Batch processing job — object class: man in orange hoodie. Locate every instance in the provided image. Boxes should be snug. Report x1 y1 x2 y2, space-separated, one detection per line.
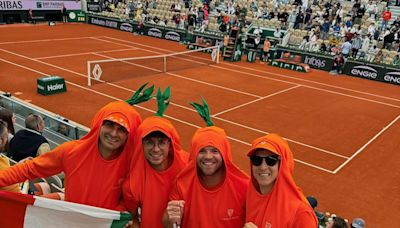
245 133 317 227
123 87 188 227
0 83 154 210
163 99 249 228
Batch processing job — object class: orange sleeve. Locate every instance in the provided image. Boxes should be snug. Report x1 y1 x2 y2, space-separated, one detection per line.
291 209 318 228
0 144 67 187
122 177 139 214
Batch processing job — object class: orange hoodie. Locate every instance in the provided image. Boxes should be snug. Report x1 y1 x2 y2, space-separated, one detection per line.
123 116 188 227
0 101 142 210
169 126 249 227
246 134 317 227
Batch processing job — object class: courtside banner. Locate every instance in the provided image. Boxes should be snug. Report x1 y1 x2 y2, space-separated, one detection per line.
0 0 81 11
0 191 132 228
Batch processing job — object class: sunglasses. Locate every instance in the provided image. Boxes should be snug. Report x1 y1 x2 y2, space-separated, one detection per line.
250 155 280 167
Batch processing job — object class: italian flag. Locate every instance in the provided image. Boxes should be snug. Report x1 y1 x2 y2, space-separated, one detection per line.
0 191 131 228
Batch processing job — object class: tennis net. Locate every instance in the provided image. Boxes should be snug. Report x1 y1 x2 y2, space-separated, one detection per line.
87 45 220 86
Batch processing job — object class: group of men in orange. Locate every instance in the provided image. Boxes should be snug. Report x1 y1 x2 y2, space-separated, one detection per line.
0 84 317 227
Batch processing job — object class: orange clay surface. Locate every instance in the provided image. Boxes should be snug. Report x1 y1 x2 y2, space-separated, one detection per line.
0 23 399 227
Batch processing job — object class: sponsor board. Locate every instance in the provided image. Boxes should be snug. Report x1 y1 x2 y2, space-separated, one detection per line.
87 2 101 12
303 55 328 69
147 28 163 38
349 65 378 79
271 60 309 72
37 76 67 96
165 31 181 42
67 10 85 22
120 23 133 32
89 17 118 29
0 0 81 10
383 71 400 85
88 16 135 33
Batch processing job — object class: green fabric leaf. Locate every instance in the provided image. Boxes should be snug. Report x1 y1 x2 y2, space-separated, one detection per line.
126 83 154 105
156 86 171 117
190 97 214 126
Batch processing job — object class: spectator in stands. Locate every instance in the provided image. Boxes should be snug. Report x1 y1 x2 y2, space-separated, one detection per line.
351 33 362 58
321 19 331 40
367 45 379 62
393 54 400 65
351 217 365 228
320 42 328 52
381 7 392 31
359 34 371 59
294 11 304 29
307 196 326 226
0 108 16 143
334 5 343 24
392 15 400 29
0 97 145 210
163 103 249 227
366 1 377 19
8 114 50 162
245 134 317 227
288 10 297 29
354 5 365 25
123 89 188 227
384 28 395 50
0 120 22 193
330 53 345 74
341 38 352 57
57 123 70 137
326 216 348 228
374 49 384 63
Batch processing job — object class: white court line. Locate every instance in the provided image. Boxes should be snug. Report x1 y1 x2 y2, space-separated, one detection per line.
213 85 301 117
333 114 400 173
211 65 400 109
212 116 349 159
35 48 139 60
0 56 335 174
0 36 102 45
221 62 400 103
0 49 341 171
103 36 400 104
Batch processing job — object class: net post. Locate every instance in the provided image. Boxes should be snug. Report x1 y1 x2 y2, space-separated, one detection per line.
163 56 167 72
216 46 220 64
87 61 91 86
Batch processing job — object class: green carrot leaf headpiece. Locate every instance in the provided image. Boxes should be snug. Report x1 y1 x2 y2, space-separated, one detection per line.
155 86 171 117
190 97 214 126
126 83 154 105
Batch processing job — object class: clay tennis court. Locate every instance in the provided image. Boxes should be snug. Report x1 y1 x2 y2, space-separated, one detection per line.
0 23 399 227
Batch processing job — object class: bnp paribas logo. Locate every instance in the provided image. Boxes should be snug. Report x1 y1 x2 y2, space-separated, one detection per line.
36 2 42 8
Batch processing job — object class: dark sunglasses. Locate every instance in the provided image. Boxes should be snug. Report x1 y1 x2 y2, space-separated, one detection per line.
250 155 280 167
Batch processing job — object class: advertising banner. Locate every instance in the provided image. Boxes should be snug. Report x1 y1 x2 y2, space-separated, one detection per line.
67 10 85 22
88 15 135 33
343 60 400 85
86 2 100 12
145 25 164 39
0 0 81 11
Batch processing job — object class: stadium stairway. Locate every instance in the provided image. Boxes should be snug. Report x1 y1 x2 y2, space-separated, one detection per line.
389 6 400 25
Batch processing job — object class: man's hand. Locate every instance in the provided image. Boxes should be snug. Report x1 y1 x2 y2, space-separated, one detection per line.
166 200 185 225
244 222 258 228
